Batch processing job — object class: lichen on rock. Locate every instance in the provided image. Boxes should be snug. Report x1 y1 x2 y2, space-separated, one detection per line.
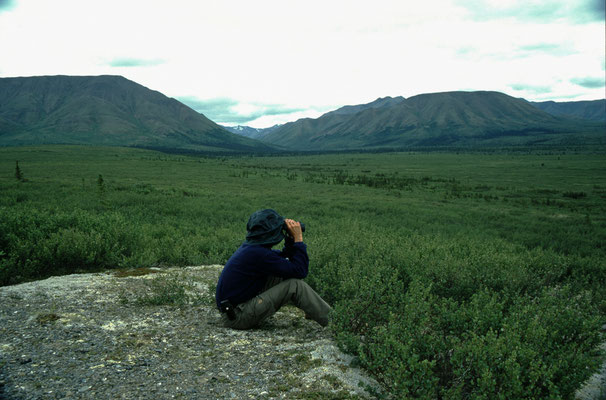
0 266 383 399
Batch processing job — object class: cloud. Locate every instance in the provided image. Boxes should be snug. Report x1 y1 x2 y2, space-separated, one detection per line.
108 58 164 67
454 42 576 63
177 97 238 120
176 96 306 125
455 47 475 56
0 0 16 12
516 43 577 57
571 77 606 89
583 0 606 22
509 83 552 94
458 0 604 24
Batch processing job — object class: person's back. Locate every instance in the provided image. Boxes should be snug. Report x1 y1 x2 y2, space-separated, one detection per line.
215 209 332 329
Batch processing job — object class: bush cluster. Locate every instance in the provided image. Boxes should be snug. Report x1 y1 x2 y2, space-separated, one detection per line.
0 208 140 285
312 229 603 399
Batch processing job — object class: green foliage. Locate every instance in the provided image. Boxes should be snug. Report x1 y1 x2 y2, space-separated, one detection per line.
0 208 142 285
0 145 605 398
134 274 191 306
97 174 105 193
370 286 599 399
562 191 587 199
14 160 24 182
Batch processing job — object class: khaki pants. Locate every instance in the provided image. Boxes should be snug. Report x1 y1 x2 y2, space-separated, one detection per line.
221 277 332 330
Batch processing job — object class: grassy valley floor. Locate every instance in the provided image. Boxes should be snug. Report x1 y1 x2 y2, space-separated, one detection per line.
1 145 605 398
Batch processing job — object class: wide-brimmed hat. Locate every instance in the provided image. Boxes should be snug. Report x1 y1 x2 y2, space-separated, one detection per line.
244 209 285 245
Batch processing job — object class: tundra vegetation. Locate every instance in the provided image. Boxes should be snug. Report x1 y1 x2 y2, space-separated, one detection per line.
1 145 605 399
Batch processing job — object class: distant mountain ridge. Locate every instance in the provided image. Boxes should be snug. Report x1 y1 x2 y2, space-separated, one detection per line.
222 124 282 140
259 91 604 150
0 75 273 152
325 96 406 116
530 99 605 122
2 75 603 153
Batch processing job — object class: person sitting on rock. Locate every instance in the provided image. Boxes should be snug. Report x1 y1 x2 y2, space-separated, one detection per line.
215 209 332 329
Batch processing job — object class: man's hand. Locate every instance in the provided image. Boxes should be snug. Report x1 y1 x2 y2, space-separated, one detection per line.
284 219 303 243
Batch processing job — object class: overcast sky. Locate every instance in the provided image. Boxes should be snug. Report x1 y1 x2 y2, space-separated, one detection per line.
0 0 604 128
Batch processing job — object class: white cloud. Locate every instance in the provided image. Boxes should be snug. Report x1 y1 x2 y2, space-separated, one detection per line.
0 0 603 126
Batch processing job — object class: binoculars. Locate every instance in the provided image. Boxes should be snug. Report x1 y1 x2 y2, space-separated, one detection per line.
284 222 305 233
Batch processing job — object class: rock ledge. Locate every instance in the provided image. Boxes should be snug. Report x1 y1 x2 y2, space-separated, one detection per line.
0 266 382 399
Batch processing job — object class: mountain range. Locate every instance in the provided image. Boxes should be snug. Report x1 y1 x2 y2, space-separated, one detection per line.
530 100 605 122
0 75 603 152
0 75 273 152
257 92 604 150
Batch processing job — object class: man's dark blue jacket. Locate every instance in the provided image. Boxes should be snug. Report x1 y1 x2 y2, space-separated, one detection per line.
215 241 309 308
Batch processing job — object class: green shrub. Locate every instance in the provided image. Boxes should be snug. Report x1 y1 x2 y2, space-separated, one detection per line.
562 191 587 199
0 207 144 284
134 274 191 306
331 276 602 399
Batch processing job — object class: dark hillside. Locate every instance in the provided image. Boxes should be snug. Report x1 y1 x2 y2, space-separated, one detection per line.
530 99 606 122
0 75 273 152
261 91 604 150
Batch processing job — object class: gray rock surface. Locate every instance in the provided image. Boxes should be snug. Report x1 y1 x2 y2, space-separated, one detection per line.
0 266 382 399
576 340 606 400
